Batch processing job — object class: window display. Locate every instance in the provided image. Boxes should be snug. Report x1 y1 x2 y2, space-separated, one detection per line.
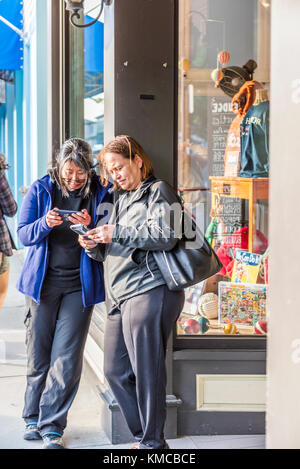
177 0 271 338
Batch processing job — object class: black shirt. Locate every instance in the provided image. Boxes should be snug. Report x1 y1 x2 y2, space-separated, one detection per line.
46 183 94 287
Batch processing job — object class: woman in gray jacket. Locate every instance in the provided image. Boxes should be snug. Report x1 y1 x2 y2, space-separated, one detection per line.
79 135 185 449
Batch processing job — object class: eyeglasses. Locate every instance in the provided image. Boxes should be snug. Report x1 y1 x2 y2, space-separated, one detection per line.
61 176 87 183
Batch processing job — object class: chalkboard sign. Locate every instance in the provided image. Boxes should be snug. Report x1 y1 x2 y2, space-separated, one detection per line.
207 96 245 236
208 96 234 175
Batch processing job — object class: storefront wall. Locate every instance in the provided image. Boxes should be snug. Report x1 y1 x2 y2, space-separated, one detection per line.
46 0 300 447
63 0 272 442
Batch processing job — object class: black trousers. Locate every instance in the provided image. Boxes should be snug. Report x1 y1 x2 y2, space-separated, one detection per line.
22 282 93 436
104 285 185 449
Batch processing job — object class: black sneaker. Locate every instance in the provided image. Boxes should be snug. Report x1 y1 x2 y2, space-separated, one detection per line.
138 440 170 449
24 424 42 441
42 434 65 449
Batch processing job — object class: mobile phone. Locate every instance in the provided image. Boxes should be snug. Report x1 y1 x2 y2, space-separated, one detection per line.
53 209 83 221
70 223 90 239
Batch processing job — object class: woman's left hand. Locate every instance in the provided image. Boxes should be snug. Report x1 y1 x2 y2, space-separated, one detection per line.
68 209 91 227
87 225 115 244
78 234 98 250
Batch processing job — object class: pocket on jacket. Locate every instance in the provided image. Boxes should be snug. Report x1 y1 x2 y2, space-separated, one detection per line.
131 248 145 266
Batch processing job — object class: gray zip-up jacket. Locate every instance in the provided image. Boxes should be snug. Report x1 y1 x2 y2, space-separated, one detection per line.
86 175 182 310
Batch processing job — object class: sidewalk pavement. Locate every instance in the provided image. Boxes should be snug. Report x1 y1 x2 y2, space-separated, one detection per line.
0 250 265 450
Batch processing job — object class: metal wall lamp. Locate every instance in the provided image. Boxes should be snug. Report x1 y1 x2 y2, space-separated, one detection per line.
64 0 112 28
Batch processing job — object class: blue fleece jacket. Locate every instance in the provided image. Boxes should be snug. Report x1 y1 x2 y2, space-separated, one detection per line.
16 174 112 307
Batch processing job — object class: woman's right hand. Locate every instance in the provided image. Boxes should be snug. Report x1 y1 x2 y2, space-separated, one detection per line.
78 234 98 250
45 207 63 228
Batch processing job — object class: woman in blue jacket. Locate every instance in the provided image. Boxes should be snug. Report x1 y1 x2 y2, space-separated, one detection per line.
17 138 112 449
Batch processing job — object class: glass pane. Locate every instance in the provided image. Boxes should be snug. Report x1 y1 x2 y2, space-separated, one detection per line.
177 0 270 338
68 4 104 162
84 12 104 157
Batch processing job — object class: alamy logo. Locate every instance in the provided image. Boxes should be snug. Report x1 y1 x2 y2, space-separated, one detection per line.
95 201 206 247
291 79 300 104
0 339 6 363
291 339 300 364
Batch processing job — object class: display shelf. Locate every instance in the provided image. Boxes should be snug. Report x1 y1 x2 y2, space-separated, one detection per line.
209 176 269 253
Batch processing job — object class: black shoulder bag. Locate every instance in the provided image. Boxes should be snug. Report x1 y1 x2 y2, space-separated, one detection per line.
152 208 223 291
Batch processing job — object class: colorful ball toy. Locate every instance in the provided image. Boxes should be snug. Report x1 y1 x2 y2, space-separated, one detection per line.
184 318 200 334
223 322 238 334
254 319 267 335
211 68 224 86
197 316 210 334
184 315 210 334
217 50 230 65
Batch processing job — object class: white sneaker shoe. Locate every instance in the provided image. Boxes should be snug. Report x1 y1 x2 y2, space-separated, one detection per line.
42 434 65 449
24 424 42 441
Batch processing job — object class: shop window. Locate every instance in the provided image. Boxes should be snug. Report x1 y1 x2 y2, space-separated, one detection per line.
83 14 104 154
67 4 104 158
177 0 270 339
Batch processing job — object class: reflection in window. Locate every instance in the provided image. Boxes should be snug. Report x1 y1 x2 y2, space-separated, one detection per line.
84 14 104 157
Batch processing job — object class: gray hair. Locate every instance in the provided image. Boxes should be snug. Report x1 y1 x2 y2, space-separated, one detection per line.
48 138 96 198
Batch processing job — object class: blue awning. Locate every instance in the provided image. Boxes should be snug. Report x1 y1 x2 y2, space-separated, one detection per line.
84 16 104 74
0 0 23 70
84 16 104 98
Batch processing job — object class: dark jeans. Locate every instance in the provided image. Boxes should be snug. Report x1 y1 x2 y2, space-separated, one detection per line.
104 285 185 449
22 282 93 436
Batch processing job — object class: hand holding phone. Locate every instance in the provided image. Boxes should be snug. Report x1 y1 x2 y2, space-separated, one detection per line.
46 208 64 228
86 224 115 244
68 208 91 226
70 223 90 239
53 209 84 222
72 224 98 250
78 234 98 250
